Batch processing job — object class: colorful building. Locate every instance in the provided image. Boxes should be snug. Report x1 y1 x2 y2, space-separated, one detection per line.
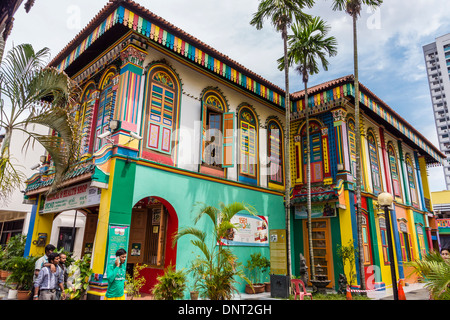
289 76 445 290
22 0 445 299
23 1 286 299
431 190 450 250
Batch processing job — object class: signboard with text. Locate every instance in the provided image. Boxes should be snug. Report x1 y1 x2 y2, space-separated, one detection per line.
269 229 287 275
42 182 101 214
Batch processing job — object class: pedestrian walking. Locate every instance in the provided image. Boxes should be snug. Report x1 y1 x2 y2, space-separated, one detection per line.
33 252 66 300
440 248 450 262
34 244 56 279
104 248 127 300
56 253 68 300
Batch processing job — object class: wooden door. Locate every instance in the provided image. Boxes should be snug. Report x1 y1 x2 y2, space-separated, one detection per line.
128 209 148 264
303 219 333 287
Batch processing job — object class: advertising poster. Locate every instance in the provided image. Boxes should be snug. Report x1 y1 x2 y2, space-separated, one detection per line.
104 225 129 277
220 213 269 246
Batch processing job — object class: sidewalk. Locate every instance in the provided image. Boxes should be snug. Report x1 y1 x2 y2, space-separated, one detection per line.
368 282 430 300
0 279 430 300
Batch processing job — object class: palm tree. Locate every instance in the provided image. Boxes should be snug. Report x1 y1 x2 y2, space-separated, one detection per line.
330 0 383 292
173 202 257 300
250 0 315 278
278 16 337 281
0 43 80 202
407 251 450 300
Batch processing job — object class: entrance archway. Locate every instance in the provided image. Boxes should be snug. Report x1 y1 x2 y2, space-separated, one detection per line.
128 196 178 294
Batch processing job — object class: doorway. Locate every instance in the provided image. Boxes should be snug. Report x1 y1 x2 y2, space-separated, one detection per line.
128 196 178 293
303 219 333 287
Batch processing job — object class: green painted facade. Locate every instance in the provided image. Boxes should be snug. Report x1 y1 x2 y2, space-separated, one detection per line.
108 158 286 292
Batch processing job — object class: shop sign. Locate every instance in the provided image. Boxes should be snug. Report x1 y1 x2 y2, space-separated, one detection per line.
219 213 269 247
438 219 450 229
42 182 101 214
294 202 337 219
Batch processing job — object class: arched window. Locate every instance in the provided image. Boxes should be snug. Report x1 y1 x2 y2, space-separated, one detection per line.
399 221 412 262
361 215 371 265
302 121 323 183
200 89 234 168
405 155 419 208
387 143 402 199
267 119 283 185
347 118 357 181
379 217 389 265
78 82 97 156
294 119 331 185
238 106 258 184
94 68 117 152
143 66 181 162
367 131 382 194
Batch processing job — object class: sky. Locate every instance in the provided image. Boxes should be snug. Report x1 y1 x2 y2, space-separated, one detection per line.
5 0 450 192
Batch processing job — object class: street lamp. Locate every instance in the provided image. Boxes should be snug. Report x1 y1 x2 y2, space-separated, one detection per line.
377 192 398 300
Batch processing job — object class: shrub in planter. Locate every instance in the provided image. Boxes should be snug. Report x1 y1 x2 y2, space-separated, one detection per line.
6 256 38 299
246 253 270 294
125 263 148 300
152 265 187 300
65 254 92 300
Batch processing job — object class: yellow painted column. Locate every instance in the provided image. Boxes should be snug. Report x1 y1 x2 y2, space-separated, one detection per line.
28 195 55 257
339 189 356 286
406 208 420 261
91 159 116 275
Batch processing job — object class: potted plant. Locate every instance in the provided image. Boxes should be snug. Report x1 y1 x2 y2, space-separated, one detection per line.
0 250 11 280
65 254 92 300
173 202 254 300
245 253 269 294
152 265 187 300
5 255 38 300
124 263 148 300
261 257 271 292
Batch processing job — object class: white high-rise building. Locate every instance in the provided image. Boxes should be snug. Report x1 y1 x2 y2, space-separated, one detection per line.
423 33 450 190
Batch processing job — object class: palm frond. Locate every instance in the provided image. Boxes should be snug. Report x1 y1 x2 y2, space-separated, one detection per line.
250 0 314 32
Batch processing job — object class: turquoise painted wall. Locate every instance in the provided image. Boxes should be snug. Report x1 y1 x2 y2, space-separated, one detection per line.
132 163 285 293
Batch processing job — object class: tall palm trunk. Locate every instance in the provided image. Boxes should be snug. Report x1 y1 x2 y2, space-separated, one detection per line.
282 24 292 278
352 13 366 292
303 74 315 281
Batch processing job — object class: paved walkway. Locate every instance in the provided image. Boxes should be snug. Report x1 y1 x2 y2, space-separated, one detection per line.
0 279 430 300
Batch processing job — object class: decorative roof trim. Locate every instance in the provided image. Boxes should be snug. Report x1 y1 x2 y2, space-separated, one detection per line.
291 75 445 166
50 2 285 109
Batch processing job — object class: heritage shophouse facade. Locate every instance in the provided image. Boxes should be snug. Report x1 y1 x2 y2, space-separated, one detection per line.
23 1 444 298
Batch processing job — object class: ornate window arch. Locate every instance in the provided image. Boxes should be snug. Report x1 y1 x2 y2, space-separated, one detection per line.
238 105 259 184
347 117 357 181
267 118 284 185
143 64 181 163
367 129 382 194
294 119 331 184
77 81 97 156
378 217 389 265
405 154 419 208
387 142 402 199
200 88 234 169
94 66 117 152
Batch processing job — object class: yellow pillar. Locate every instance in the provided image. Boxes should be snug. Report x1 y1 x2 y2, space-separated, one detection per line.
339 189 356 286
28 195 55 257
91 159 116 275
